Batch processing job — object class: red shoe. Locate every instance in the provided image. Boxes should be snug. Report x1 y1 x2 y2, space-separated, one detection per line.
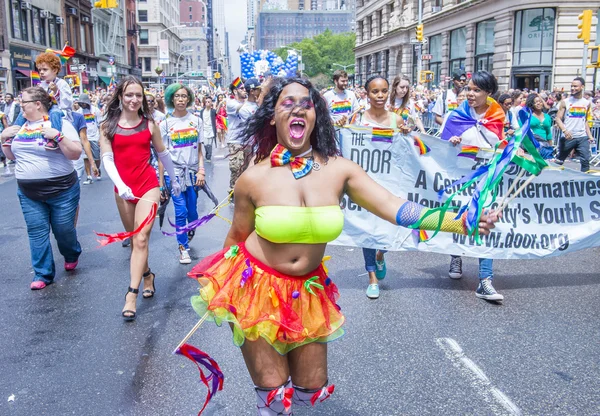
65 260 78 271
44 140 59 151
30 281 47 290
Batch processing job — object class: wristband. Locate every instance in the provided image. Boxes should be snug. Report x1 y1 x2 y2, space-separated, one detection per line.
54 132 64 143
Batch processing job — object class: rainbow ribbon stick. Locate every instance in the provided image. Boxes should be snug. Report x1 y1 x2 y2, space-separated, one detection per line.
162 191 233 236
411 107 547 244
95 199 157 246
173 314 224 415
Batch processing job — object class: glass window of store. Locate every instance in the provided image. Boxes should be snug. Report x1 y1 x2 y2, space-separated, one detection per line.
374 51 381 73
366 54 372 77
513 8 555 66
32 8 41 44
11 1 22 40
428 34 442 85
475 20 495 72
449 27 466 75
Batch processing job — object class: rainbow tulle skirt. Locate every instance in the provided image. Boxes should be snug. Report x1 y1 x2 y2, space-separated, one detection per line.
188 243 345 355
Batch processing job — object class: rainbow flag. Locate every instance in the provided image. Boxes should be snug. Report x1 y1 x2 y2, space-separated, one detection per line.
209 80 216 89
330 100 351 115
31 71 41 85
457 145 479 159
441 97 504 143
232 77 242 88
171 127 199 148
45 44 76 65
84 113 96 123
371 127 394 143
14 127 43 143
412 135 431 155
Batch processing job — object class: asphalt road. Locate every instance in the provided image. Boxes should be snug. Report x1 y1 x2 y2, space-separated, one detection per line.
0 150 599 416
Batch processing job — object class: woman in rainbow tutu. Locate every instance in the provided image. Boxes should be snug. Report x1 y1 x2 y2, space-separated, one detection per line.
188 77 499 415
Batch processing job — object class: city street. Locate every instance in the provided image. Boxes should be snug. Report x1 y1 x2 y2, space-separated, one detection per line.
0 151 599 416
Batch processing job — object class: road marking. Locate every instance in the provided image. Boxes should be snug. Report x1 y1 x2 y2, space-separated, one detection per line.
436 337 522 416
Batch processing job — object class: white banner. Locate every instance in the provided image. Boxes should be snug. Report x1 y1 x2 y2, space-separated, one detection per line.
332 127 600 259
159 39 170 65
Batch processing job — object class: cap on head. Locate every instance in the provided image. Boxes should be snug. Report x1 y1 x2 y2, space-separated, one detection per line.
452 70 467 81
243 78 261 91
75 93 92 106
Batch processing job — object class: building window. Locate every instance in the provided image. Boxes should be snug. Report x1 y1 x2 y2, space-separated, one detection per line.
189 6 192 12
49 17 58 49
449 27 466 76
357 56 362 86
428 34 442 85
80 23 87 52
366 54 372 77
20 7 29 41
374 51 381 73
138 10 148 22
144 57 151 71
513 8 555 66
384 50 389 80
139 29 149 45
475 20 495 72
32 8 42 44
11 1 22 40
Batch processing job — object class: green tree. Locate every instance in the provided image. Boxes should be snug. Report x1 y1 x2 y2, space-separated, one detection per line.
275 30 356 80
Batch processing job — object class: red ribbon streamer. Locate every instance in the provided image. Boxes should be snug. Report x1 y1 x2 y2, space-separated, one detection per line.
310 384 335 406
95 202 157 246
267 386 294 413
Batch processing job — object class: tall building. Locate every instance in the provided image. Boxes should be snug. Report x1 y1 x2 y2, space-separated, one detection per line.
92 4 132 88
354 0 599 91
137 0 183 87
212 0 225 70
125 0 142 78
256 9 353 50
180 0 209 79
63 0 97 90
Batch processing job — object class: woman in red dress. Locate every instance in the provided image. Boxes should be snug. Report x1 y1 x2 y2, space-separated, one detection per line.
100 76 181 320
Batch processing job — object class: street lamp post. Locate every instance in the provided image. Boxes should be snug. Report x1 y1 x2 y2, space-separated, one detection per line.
176 50 193 83
156 24 186 90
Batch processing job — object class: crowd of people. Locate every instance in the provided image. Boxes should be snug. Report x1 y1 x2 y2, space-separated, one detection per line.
1 49 598 415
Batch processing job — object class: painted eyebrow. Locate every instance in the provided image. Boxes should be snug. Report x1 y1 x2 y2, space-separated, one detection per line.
281 95 311 101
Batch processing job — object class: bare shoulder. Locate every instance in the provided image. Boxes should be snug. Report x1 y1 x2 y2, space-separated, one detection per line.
323 155 359 176
235 158 270 189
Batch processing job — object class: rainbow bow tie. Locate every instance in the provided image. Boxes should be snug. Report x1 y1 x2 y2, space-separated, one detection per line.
270 144 314 179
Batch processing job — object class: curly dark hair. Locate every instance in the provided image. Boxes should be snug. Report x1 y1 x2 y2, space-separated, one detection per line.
241 77 339 163
525 93 541 111
101 76 153 141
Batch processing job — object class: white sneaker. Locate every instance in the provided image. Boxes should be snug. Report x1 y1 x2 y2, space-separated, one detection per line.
179 245 191 264
83 176 93 185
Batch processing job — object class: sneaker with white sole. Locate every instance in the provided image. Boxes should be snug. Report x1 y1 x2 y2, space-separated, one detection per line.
448 256 463 279
83 176 93 185
476 278 504 301
179 245 191 264
366 283 380 299
375 255 386 280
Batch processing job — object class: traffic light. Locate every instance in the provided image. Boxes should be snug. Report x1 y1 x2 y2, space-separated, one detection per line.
94 0 118 8
415 24 424 42
419 70 434 83
577 10 592 44
590 46 600 67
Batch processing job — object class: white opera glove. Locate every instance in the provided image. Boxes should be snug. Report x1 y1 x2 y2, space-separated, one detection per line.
157 148 181 197
101 152 135 200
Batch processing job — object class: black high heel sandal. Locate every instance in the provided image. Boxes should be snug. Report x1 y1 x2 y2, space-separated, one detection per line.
142 269 156 299
122 287 139 321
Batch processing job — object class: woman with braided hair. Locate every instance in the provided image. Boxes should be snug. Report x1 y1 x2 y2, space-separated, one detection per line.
188 77 499 415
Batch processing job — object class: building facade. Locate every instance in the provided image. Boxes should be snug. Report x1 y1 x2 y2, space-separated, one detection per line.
136 0 183 87
4 0 65 93
63 0 98 91
256 9 354 50
179 25 208 77
355 0 599 91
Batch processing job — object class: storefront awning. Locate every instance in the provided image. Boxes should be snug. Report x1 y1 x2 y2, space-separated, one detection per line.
98 76 112 86
16 69 32 77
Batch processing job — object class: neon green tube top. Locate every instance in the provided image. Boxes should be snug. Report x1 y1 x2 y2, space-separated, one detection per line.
254 205 344 244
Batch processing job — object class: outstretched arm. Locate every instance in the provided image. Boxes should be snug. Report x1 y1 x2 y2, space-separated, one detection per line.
342 158 498 235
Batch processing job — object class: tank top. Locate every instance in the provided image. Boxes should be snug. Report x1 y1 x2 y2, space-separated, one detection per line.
563 97 590 138
357 111 398 129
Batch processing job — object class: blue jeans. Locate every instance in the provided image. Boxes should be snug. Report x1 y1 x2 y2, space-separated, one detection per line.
451 255 493 279
165 173 198 249
17 181 82 284
14 105 63 131
362 248 387 272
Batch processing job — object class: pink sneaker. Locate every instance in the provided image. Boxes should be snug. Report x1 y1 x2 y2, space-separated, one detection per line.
64 261 78 271
30 281 47 290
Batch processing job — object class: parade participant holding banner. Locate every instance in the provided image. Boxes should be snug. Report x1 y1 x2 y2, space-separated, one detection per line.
444 71 505 301
323 70 358 126
186 77 499 414
352 75 404 299
389 75 426 134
